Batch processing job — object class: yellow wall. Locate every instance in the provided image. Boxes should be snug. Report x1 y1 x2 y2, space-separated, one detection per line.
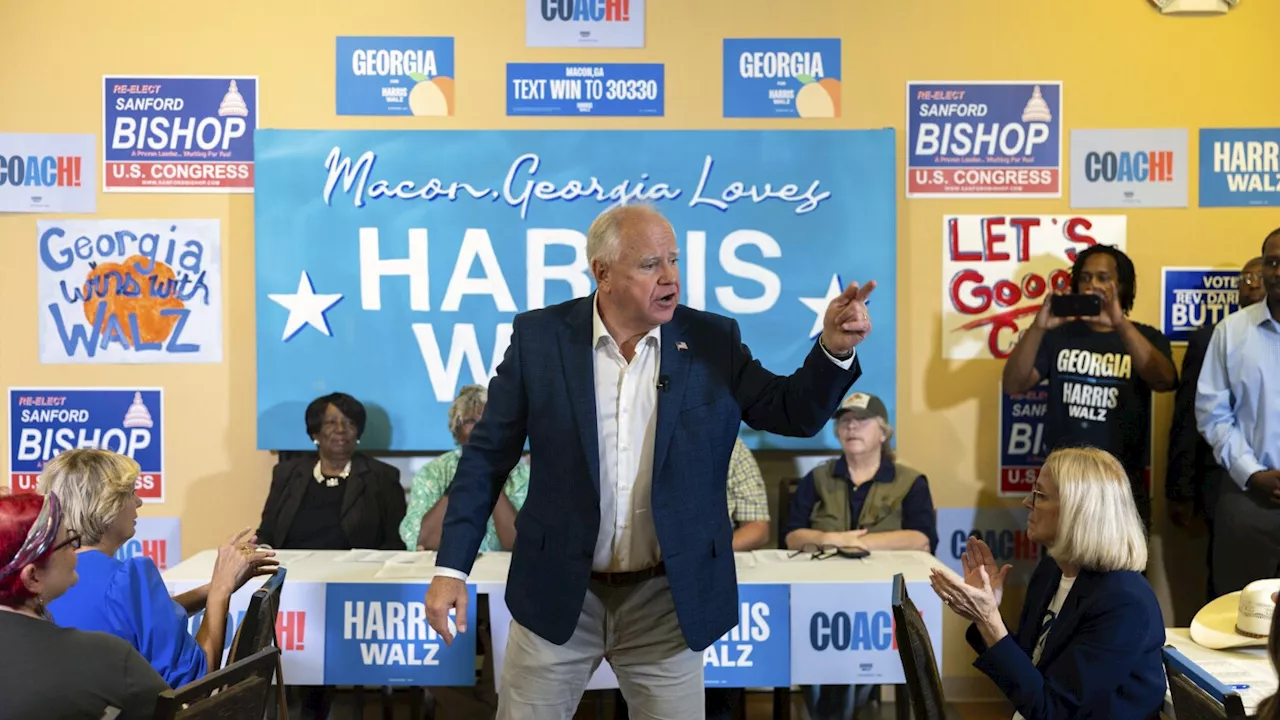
2 0 1276 689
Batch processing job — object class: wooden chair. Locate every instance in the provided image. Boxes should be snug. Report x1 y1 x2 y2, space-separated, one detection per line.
151 646 280 720
1163 647 1247 719
228 568 288 720
891 573 946 720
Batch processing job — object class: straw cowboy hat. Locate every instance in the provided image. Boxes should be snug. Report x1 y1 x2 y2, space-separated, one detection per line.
1190 579 1280 650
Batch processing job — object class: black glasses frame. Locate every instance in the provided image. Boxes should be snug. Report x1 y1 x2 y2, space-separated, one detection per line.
51 531 81 553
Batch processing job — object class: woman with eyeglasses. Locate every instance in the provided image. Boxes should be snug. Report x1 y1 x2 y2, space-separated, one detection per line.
930 447 1165 720
42 449 278 688
0 492 169 720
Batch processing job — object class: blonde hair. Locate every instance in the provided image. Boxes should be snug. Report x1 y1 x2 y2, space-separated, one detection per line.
585 203 671 272
1042 447 1147 572
36 449 139 547
448 385 488 445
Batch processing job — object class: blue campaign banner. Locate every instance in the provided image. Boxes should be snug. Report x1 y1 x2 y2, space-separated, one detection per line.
8 388 164 501
254 129 897 452
324 583 477 686
1161 267 1240 342
1198 129 1280 207
998 380 1048 497
906 81 1062 198
336 37 455 117
722 39 841 119
704 584 790 687
507 63 663 116
103 76 256 193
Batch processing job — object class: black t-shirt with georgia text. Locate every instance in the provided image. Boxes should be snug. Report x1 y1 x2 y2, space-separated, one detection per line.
1033 320 1173 481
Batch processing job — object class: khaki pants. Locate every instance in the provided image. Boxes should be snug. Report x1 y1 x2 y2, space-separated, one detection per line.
497 576 703 720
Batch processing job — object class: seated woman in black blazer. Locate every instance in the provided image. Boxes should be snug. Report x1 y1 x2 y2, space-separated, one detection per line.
930 447 1165 720
257 392 406 551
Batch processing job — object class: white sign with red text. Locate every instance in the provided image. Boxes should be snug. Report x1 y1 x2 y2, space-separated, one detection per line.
942 215 1127 360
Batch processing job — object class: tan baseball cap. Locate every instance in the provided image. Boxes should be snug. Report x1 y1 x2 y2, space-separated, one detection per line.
833 392 888 422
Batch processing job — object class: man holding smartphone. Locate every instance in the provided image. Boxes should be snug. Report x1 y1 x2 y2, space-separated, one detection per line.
1002 245 1177 531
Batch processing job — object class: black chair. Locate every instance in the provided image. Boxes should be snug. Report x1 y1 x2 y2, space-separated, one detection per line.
891 573 946 720
1163 647 1247 719
775 477 799 550
152 646 280 720
229 568 287 720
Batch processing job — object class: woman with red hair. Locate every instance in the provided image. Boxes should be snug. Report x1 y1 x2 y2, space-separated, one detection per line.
0 492 167 719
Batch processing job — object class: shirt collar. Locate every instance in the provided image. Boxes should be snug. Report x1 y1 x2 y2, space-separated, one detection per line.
1244 300 1280 330
592 293 661 350
833 456 895 484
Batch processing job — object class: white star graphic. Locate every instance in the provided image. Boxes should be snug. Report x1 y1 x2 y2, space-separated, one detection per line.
798 273 844 340
268 271 343 341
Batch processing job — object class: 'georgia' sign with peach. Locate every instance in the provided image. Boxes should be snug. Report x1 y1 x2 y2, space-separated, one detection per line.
722 39 841 119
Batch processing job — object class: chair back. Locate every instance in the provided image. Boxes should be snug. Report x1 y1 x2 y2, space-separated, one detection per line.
891 573 946 720
775 478 799 549
1163 646 1247 719
229 567 287 662
151 646 279 720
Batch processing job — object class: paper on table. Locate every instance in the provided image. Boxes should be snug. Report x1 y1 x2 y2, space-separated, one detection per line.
752 550 813 564
374 562 440 580
334 550 433 564
268 551 313 565
734 553 757 570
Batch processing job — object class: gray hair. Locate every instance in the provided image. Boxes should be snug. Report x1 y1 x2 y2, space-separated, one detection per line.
448 384 488 445
585 203 671 275
37 449 139 547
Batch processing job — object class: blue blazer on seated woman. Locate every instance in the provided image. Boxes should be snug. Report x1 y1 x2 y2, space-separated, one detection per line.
931 447 1165 720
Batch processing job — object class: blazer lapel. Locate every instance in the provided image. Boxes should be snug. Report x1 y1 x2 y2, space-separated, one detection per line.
560 297 600 494
274 461 311 545
1035 571 1092 669
340 455 370 521
1020 558 1060 652
652 316 692 475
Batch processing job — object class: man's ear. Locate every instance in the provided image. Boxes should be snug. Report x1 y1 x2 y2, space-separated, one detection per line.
592 260 608 290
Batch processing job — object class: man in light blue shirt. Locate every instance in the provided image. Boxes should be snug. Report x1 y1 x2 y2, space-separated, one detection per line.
1196 228 1280 594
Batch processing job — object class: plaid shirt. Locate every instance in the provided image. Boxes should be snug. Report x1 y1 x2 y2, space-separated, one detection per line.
727 437 770 526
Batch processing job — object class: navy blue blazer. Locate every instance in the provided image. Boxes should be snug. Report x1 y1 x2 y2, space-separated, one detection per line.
966 555 1165 720
437 295 859 650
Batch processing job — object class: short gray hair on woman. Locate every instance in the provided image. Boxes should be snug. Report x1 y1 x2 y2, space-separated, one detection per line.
448 384 488 445
585 203 671 274
36 449 139 547
1042 447 1148 573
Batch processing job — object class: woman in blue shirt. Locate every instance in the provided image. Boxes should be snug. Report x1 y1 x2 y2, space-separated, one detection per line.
41 449 278 687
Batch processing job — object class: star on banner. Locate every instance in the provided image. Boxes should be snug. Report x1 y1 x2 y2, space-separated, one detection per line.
798 273 844 340
268 271 343 341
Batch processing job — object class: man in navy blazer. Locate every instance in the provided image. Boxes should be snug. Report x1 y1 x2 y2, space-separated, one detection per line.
425 203 875 718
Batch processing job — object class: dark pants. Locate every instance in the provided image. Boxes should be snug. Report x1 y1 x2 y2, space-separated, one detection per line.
1212 474 1280 595
615 687 744 720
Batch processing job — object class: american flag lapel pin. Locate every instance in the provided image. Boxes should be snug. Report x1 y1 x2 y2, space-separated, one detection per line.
676 341 688 351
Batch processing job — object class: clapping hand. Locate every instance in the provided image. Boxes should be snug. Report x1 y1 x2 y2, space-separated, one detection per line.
960 536 1011 607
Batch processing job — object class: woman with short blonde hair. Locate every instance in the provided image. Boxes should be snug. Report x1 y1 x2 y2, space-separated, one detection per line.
931 447 1165 720
42 448 277 688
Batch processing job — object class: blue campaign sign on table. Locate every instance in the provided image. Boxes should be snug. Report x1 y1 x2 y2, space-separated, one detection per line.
336 37 455 117
1161 268 1240 342
507 63 663 116
704 584 790 687
722 39 841 118
789 581 942 685
254 129 897 452
8 388 164 501
324 583 477 686
1199 129 1280 207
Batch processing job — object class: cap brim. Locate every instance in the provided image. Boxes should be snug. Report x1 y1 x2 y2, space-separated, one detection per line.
1190 592 1266 649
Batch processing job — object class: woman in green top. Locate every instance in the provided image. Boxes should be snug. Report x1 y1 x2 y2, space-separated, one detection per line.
399 384 530 552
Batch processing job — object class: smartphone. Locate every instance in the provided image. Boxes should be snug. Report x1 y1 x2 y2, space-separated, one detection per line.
1050 293 1102 318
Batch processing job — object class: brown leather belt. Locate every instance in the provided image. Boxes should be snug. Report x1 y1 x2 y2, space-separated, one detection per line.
590 562 666 587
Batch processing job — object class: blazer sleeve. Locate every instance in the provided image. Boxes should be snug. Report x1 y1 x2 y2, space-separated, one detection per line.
256 461 292 548
378 464 409 550
1167 325 1211 503
972 588 1155 720
107 558 208 688
438 313 530 574
731 319 860 437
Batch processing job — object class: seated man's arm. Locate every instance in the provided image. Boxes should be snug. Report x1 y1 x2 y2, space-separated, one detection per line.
727 439 771 551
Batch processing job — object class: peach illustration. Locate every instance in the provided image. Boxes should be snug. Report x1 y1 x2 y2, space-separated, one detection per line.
82 255 186 346
408 72 453 116
795 75 840 118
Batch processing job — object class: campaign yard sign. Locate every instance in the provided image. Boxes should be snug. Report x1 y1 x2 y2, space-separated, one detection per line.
722 39 841 119
998 380 1049 496
907 81 1062 198
9 388 164 501
1199 129 1280 207
36 219 223 364
1069 129 1188 208
526 0 644 47
114 517 182 570
934 507 1045 588
1161 267 1240 343
703 584 790 687
507 63 663 116
336 37 455 116
103 76 256 193
324 583 477 686
0 133 96 213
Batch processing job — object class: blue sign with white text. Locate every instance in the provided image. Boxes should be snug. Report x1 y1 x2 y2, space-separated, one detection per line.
1198 129 1280 207
336 37 455 116
703 584 790 687
323 583 477 686
253 129 897 451
999 380 1048 497
1161 268 1240 342
507 63 663 116
723 39 841 119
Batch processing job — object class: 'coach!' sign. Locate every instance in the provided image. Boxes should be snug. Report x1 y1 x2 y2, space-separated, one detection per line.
942 215 1127 360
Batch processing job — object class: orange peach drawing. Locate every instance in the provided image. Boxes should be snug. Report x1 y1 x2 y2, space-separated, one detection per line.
795 75 840 118
408 73 453 116
81 254 186 347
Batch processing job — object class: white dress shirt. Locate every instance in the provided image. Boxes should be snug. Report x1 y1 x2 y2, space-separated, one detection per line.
435 299 856 582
